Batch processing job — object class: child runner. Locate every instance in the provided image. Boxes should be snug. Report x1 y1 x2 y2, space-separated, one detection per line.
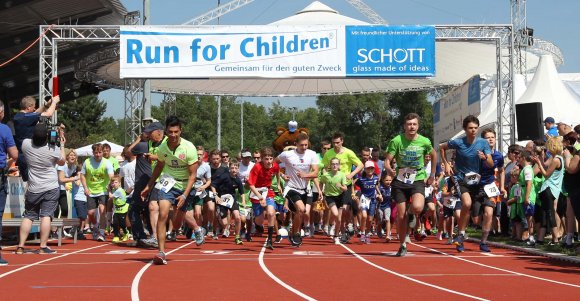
211 159 245 245
507 168 525 240
320 157 348 244
378 173 393 242
247 147 281 250
110 175 129 243
353 161 382 244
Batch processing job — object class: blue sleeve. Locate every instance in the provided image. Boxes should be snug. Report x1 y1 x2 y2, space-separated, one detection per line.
0 126 15 148
497 153 505 168
447 138 459 150
481 139 492 155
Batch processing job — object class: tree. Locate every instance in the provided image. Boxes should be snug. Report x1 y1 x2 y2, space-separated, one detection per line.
57 95 109 148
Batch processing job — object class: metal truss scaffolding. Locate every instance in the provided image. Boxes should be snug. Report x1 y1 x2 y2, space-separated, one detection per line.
39 24 517 151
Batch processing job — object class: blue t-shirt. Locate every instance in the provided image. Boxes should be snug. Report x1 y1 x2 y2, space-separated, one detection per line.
378 184 392 209
480 150 504 185
447 137 491 179
355 174 379 198
0 124 16 169
13 112 41 151
546 126 558 139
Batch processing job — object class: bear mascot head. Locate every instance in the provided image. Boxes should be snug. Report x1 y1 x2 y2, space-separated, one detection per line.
272 120 310 152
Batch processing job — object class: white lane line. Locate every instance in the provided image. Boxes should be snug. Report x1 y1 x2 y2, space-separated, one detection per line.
131 241 195 301
0 244 109 279
258 245 317 301
411 243 580 288
339 243 489 301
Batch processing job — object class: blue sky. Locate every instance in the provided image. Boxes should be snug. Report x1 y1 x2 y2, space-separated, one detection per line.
102 0 580 118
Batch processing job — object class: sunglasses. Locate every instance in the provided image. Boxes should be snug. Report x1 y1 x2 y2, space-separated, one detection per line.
221 155 229 158
253 157 261 160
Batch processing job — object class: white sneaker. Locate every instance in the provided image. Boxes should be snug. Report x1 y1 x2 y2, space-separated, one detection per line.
329 225 335 237
222 228 230 238
334 237 340 245
405 235 411 244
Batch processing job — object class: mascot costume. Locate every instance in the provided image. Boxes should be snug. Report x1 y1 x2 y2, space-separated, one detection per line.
272 120 310 152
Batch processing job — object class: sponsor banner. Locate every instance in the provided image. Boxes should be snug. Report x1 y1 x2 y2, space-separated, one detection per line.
120 25 435 78
433 75 482 144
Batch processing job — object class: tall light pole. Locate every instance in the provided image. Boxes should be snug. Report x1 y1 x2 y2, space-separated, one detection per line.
217 96 221 150
240 100 244 150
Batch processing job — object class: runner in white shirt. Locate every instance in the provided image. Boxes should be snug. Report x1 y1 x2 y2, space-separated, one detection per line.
276 133 321 247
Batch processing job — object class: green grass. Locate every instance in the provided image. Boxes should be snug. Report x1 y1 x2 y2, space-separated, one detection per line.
465 227 579 257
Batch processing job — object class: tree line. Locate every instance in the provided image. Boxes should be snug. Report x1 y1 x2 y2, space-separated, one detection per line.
57 91 433 154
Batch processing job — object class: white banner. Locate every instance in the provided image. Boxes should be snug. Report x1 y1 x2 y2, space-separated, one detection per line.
433 75 482 144
119 25 436 79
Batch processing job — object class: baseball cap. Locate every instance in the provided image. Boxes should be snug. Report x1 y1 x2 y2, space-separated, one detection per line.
143 122 163 133
364 161 375 169
288 120 298 133
241 151 251 158
544 117 555 123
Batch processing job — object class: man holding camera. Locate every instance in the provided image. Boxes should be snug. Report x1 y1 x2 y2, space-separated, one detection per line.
15 123 66 254
13 95 59 182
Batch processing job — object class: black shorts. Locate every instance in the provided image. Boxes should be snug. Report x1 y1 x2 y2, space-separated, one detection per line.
557 193 567 218
306 192 318 206
87 195 108 210
537 189 558 229
468 185 496 217
287 189 307 213
326 194 344 208
391 179 426 204
217 201 240 219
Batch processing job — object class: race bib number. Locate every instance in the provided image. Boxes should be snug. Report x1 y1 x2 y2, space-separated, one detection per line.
483 183 500 198
425 186 434 197
464 172 481 185
514 185 522 198
239 207 248 217
306 185 313 198
359 195 371 209
397 168 417 184
250 187 268 200
444 197 460 209
155 174 176 193
218 194 235 208
194 180 204 189
208 191 215 199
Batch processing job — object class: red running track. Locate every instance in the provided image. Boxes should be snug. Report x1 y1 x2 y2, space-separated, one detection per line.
0 234 579 300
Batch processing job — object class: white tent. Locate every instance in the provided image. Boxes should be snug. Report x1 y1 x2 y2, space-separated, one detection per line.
75 140 124 156
517 55 580 126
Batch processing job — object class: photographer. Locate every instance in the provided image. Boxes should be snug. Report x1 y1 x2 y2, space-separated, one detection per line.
15 123 66 254
14 95 59 182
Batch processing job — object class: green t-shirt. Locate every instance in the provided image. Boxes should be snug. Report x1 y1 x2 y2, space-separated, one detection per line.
386 134 433 181
518 165 536 205
320 170 347 197
112 187 129 214
107 156 120 172
157 137 198 191
271 175 286 205
509 184 524 220
321 147 361 185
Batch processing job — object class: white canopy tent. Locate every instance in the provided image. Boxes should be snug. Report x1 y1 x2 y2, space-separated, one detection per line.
447 54 580 142
75 140 124 157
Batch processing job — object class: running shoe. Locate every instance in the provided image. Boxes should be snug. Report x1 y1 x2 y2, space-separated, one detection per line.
445 237 454 245
329 225 335 237
304 225 311 237
347 223 355 236
112 236 120 243
420 231 427 240
323 224 330 236
442 232 449 239
275 235 282 243
396 245 408 257
453 234 465 252
360 234 366 243
235 236 244 245
265 239 274 250
385 235 392 243
222 228 230 238
437 232 443 241
365 235 371 244
479 243 491 252
97 235 106 242
407 214 416 228
334 237 340 245
153 251 167 265
63 228 73 238
245 232 253 242
166 232 177 242
291 233 303 247
405 234 411 244
0 257 7 266
413 232 424 242
194 230 205 246
38 247 57 254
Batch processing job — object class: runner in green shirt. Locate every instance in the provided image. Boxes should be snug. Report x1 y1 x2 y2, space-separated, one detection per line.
141 116 204 265
385 113 437 257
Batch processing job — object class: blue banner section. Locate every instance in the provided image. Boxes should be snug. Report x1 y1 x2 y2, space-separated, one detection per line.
433 100 441 124
468 75 481 105
345 25 435 77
